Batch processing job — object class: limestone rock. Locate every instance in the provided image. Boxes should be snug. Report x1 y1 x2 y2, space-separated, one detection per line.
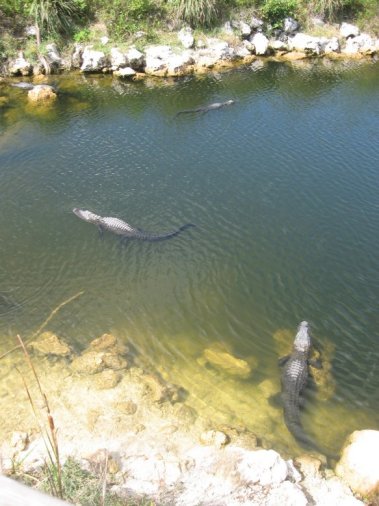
89 333 128 356
71 351 106 374
27 84 57 103
178 27 194 49
29 332 70 356
237 449 288 486
335 430 379 496
81 47 108 72
284 17 300 34
93 369 121 390
8 52 33 76
343 34 376 55
45 43 62 71
340 22 360 39
288 33 323 55
125 47 145 71
110 47 128 70
113 67 136 78
200 430 230 448
71 44 83 68
251 32 269 55
239 21 252 39
200 346 254 378
113 400 138 415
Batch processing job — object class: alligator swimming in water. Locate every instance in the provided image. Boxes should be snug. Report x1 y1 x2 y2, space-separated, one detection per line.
10 82 35 90
280 321 320 451
176 100 235 116
73 208 194 241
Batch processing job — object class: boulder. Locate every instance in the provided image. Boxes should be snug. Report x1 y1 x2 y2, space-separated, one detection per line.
71 351 106 374
284 17 300 34
178 27 194 49
340 22 360 38
113 67 136 78
199 345 254 378
251 33 269 55
251 16 264 30
27 84 57 103
343 34 376 55
239 21 252 39
71 44 83 68
45 43 62 71
200 430 230 448
125 47 145 71
335 430 379 496
110 47 128 70
288 33 323 55
29 331 71 356
80 47 108 72
324 37 340 54
8 52 32 76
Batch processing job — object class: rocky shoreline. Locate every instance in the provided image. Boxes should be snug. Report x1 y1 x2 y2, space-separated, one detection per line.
1 331 378 505
2 19 379 84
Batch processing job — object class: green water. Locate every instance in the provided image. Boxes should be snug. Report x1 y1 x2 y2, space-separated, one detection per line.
1 59 378 456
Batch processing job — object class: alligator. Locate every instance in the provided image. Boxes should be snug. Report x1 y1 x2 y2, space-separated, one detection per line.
10 82 35 90
279 320 320 451
73 208 194 241
176 100 235 116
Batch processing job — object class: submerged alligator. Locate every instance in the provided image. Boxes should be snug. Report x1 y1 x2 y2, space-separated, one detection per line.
176 100 235 116
73 208 194 241
10 82 35 90
279 321 321 452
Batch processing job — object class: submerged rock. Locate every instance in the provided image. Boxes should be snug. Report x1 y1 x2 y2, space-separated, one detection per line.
336 430 379 496
29 331 71 357
199 344 255 379
200 429 230 448
92 369 121 390
71 351 106 374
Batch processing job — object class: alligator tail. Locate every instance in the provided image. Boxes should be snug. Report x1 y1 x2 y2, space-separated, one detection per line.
139 223 195 241
283 403 320 453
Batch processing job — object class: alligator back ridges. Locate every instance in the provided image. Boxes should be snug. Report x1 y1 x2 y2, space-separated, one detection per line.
73 208 195 241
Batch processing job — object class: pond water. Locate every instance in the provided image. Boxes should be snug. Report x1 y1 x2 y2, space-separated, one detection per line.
0 59 378 457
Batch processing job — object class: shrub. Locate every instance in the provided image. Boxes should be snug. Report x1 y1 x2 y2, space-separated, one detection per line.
174 0 221 27
261 0 298 27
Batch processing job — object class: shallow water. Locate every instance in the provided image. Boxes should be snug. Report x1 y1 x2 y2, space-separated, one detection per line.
1 59 378 456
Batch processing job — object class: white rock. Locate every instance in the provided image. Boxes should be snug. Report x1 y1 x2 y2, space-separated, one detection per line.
335 430 379 496
251 32 269 55
125 47 145 70
178 27 194 49
100 36 109 45
289 33 322 55
340 22 360 38
239 21 251 38
81 47 108 72
113 67 136 77
110 47 127 69
237 448 288 486
324 37 340 54
8 51 32 76
270 39 289 51
345 33 375 54
266 481 308 506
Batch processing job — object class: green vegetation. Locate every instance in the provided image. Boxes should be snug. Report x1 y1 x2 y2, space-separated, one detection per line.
0 0 377 40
